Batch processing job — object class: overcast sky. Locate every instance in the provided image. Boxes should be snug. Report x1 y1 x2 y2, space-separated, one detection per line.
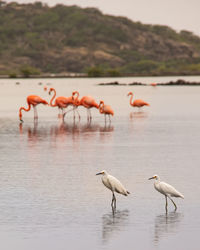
5 0 200 36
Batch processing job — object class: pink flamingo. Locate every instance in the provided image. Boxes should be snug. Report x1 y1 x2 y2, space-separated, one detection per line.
19 95 48 122
62 91 80 120
99 100 114 123
73 91 99 121
49 88 78 119
127 92 150 110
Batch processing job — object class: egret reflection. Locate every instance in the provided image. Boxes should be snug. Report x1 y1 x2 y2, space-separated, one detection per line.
102 209 129 243
154 211 183 244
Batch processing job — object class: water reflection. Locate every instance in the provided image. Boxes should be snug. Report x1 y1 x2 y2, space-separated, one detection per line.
19 120 49 143
50 121 80 139
129 111 148 120
27 120 38 138
154 211 183 244
102 209 129 243
19 120 114 143
99 124 114 133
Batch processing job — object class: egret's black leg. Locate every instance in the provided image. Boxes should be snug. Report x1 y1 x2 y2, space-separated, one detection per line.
165 195 168 213
168 196 177 210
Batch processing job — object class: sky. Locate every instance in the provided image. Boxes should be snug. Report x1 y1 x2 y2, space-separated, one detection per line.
5 0 200 36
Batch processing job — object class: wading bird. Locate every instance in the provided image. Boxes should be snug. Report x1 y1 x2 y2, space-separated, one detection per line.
96 170 130 209
127 92 149 109
19 95 48 122
73 91 99 121
48 88 76 119
99 100 114 123
148 175 184 212
62 91 80 120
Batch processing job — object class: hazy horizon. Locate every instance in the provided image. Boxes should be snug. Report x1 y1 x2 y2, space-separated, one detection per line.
4 0 200 36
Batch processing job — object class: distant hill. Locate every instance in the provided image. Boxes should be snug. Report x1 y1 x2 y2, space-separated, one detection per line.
1 2 200 77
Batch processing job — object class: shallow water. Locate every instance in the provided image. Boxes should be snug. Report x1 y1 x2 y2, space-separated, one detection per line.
0 76 200 250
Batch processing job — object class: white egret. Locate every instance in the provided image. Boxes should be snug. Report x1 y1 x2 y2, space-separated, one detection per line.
96 170 130 209
149 175 184 211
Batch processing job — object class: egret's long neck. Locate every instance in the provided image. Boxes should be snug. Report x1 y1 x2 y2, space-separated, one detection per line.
102 172 108 177
154 177 161 185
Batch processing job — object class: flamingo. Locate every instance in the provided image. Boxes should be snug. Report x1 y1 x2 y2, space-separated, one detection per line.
19 95 48 122
99 100 114 123
127 92 150 110
62 91 80 120
48 88 76 119
73 91 99 121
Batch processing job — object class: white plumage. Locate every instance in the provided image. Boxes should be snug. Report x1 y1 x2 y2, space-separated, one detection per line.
149 175 184 211
96 170 130 209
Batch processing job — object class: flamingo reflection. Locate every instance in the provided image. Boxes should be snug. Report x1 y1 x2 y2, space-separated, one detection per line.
99 124 114 133
19 119 114 144
19 120 49 145
50 120 80 139
129 111 148 120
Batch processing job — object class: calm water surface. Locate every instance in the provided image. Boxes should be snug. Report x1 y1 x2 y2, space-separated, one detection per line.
0 76 200 249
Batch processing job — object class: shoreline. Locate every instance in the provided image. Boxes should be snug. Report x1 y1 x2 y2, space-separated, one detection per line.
0 73 200 79
98 79 200 86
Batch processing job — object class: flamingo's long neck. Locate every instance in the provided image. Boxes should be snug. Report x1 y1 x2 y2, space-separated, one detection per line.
73 91 80 106
99 102 104 113
50 89 57 107
19 103 31 120
93 101 99 109
129 93 134 106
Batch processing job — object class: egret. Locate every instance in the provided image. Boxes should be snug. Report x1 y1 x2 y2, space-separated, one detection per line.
148 175 184 211
96 170 130 209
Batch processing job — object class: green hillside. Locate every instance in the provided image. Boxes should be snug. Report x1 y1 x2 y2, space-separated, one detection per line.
1 1 200 77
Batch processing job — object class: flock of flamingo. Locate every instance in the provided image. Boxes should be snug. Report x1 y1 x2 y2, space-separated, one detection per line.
19 87 150 123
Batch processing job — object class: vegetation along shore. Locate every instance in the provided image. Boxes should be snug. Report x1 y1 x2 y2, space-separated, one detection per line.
1 2 200 77
98 79 200 86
